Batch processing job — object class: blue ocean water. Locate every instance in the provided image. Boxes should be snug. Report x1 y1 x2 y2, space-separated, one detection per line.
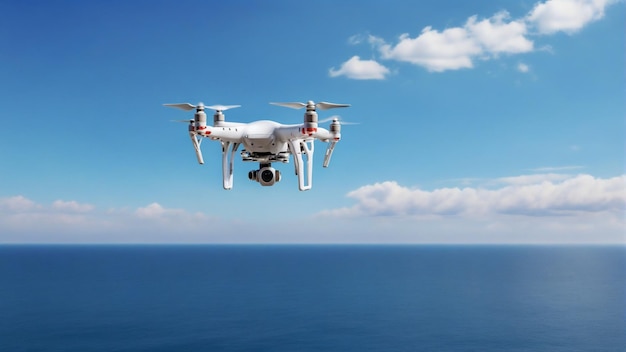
1 245 624 352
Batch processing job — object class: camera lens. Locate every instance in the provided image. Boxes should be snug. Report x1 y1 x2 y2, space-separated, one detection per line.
261 169 274 183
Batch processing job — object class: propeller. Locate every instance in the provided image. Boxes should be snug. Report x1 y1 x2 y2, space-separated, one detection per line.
164 103 200 111
270 101 350 111
319 115 359 125
205 104 241 112
164 102 241 112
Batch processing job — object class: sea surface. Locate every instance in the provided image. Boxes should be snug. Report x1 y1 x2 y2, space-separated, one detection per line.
1 245 624 351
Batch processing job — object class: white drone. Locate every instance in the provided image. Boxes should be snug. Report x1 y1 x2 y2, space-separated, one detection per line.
164 100 351 191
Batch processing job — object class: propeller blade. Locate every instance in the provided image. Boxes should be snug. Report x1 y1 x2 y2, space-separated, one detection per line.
270 101 350 110
171 119 194 123
205 104 241 112
319 116 338 123
270 102 307 109
319 115 359 125
163 103 196 111
317 102 351 110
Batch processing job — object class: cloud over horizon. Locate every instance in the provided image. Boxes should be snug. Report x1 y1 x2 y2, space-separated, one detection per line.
330 0 618 78
320 174 625 218
1 173 623 244
0 197 224 243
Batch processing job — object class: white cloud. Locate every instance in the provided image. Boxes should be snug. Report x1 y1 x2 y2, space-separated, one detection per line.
135 202 169 218
329 55 390 80
135 202 207 224
367 34 386 47
527 0 614 34
0 195 40 212
496 173 572 185
0 196 341 244
1 174 624 244
378 27 481 72
314 174 625 244
336 0 619 75
321 174 626 218
529 165 584 172
347 34 364 45
518 62 530 72
466 11 534 55
52 200 94 213
0 197 219 243
1 197 102 238
374 11 533 72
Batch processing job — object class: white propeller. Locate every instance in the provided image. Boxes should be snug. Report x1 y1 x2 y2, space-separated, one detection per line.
319 115 359 125
205 104 241 112
164 103 199 111
270 101 350 111
164 102 241 112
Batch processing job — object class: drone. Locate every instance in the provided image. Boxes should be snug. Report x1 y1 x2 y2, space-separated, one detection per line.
164 100 351 191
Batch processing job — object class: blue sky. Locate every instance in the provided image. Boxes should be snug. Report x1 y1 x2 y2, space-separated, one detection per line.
0 0 624 244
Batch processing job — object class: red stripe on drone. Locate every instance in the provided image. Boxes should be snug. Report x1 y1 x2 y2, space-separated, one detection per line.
302 127 317 135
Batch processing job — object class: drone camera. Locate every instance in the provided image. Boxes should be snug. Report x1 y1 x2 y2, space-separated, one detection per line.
248 166 281 186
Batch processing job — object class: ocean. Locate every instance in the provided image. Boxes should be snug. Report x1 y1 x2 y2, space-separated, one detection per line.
1 245 624 351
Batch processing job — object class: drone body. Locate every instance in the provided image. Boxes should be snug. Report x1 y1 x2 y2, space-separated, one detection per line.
164 101 350 191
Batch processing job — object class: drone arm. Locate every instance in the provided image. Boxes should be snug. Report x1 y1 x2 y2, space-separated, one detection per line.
203 125 245 141
311 128 331 141
288 138 314 191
